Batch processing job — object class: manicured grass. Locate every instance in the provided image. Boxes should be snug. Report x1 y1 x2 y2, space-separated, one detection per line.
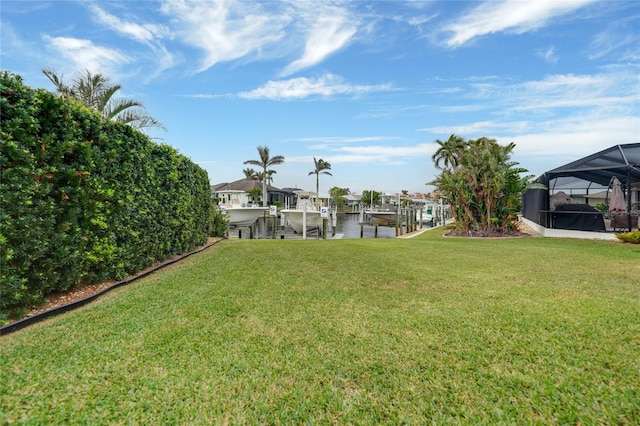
2 231 639 424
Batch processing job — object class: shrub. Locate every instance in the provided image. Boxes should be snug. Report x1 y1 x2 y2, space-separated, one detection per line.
1 71 213 320
209 201 229 237
615 230 640 244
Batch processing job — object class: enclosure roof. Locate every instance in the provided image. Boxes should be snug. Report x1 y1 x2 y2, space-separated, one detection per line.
542 143 640 186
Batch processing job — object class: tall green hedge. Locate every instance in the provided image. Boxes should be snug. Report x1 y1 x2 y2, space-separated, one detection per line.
0 71 214 320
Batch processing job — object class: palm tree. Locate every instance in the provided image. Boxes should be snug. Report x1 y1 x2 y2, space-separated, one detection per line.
430 136 531 234
243 146 285 207
308 157 332 197
242 168 257 179
432 134 465 170
42 68 166 132
263 170 277 186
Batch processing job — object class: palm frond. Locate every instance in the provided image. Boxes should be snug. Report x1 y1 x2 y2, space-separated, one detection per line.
104 98 145 121
41 68 165 133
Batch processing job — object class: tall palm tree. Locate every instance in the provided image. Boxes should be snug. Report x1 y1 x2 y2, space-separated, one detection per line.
42 68 166 132
244 146 285 207
308 157 332 197
432 134 465 170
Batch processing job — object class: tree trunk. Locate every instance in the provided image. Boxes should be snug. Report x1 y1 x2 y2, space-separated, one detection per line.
262 179 267 207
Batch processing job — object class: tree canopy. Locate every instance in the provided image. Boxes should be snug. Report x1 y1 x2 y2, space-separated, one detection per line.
308 157 332 196
329 186 349 205
243 168 257 179
244 146 285 207
430 136 533 235
361 190 381 207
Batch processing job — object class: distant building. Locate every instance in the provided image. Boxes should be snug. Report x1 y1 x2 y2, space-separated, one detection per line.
211 178 296 206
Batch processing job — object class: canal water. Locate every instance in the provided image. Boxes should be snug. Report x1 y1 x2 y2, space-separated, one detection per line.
231 213 431 239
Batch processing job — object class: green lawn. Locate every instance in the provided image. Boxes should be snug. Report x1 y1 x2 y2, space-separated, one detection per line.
2 230 639 424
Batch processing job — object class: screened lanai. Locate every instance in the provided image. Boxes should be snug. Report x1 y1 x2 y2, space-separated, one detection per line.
522 143 640 233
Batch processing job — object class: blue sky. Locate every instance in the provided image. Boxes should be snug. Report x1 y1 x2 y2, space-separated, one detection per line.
2 0 638 194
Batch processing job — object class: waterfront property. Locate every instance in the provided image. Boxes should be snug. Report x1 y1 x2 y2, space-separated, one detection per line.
211 177 295 207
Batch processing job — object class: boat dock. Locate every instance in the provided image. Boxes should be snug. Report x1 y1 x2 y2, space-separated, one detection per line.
226 208 444 240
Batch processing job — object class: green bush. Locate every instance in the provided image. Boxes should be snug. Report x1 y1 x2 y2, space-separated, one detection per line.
615 229 640 244
209 200 229 238
0 71 213 320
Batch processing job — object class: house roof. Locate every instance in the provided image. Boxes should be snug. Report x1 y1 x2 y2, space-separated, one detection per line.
541 143 640 187
211 178 281 192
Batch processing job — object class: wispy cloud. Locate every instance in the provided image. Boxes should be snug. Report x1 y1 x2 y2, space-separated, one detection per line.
237 74 393 100
160 0 290 73
286 142 433 166
408 14 438 28
417 67 639 174
157 0 361 76
88 5 175 78
440 0 596 47
536 46 558 63
422 120 532 135
588 19 640 61
455 72 636 113
89 4 169 43
0 21 27 58
335 143 432 161
181 93 235 100
288 136 400 144
509 73 635 111
42 35 130 76
297 136 402 151
281 11 357 76
500 114 639 175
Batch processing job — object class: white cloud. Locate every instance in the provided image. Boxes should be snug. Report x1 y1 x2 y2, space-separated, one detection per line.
420 115 639 177
500 114 639 175
337 143 432 158
423 120 531 136
89 5 168 43
281 12 357 76
417 68 639 175
160 0 290 73
290 136 399 144
0 21 25 57
408 14 437 27
237 74 393 100
438 104 486 113
313 143 433 166
510 73 636 111
181 93 234 99
88 4 177 78
441 0 596 47
536 46 558 63
158 0 361 75
284 139 433 167
42 35 130 76
589 27 640 61
456 72 637 113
